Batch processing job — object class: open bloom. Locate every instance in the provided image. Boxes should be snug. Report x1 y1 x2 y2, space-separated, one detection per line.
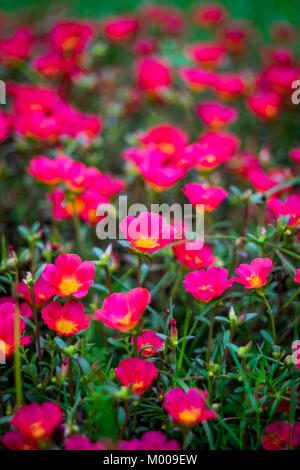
294 269 300 283
50 21 94 54
102 15 139 42
94 288 151 332
0 300 32 357
186 42 226 68
247 90 282 120
115 358 158 395
178 67 217 92
119 431 180 450
0 28 33 65
41 300 91 335
163 388 217 426
11 402 63 443
267 195 300 227
135 56 172 94
120 212 176 253
183 183 228 212
173 241 216 270
233 258 275 289
262 422 300 450
184 131 239 171
213 72 246 100
196 101 238 128
131 330 164 357
65 435 106 450
137 124 188 155
2 431 38 450
194 3 227 28
290 148 300 165
42 254 95 298
183 266 232 302
18 278 55 308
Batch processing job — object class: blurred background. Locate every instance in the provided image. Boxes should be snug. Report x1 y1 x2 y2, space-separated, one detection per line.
1 0 300 37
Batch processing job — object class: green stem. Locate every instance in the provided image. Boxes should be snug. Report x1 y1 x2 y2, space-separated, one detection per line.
137 257 142 287
13 264 23 408
281 286 300 311
206 304 218 362
261 292 276 344
29 286 43 376
104 265 112 294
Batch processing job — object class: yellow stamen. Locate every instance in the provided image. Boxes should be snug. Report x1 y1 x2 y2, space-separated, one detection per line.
59 277 81 296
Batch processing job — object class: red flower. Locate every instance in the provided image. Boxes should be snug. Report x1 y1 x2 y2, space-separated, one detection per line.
2 431 38 450
184 131 239 171
50 21 94 54
120 212 176 253
247 90 282 120
0 28 33 65
0 300 32 357
178 67 217 92
196 101 238 128
138 124 188 154
194 3 227 28
94 288 150 332
173 240 216 270
42 300 91 335
135 56 172 94
262 422 300 450
186 42 226 68
213 72 246 100
267 195 300 227
131 330 164 357
11 402 63 443
102 16 139 42
294 269 300 283
233 257 275 289
183 266 232 302
119 431 180 450
163 388 217 426
183 182 228 212
65 435 106 450
290 148 300 165
0 111 10 142
18 277 55 308
42 254 95 298
115 358 158 395
223 23 249 54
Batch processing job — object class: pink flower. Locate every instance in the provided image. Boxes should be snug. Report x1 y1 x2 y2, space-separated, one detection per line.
18 277 55 308
213 72 245 100
50 21 94 54
42 254 95 298
233 257 275 289
115 358 158 395
0 28 33 65
183 266 232 302
290 148 300 165
42 300 91 335
196 101 238 128
186 42 226 68
178 67 217 92
247 90 282 120
183 183 228 212
173 241 216 270
2 431 38 450
11 402 63 442
0 300 32 357
119 431 180 450
262 422 300 450
120 212 176 253
65 435 106 450
294 269 300 283
94 288 150 332
194 3 227 28
135 56 172 94
267 195 300 227
163 388 217 426
131 330 164 357
102 16 139 42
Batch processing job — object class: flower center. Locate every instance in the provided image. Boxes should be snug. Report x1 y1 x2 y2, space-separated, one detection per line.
265 105 277 118
135 238 159 249
198 284 214 292
62 36 79 51
29 421 46 441
157 142 176 155
59 277 81 296
178 407 202 425
55 318 77 335
246 273 262 288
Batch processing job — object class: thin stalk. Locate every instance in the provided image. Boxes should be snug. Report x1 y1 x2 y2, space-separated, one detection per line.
206 304 218 362
281 286 300 312
104 265 112 294
261 292 276 344
137 256 142 287
29 286 43 376
13 264 23 408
